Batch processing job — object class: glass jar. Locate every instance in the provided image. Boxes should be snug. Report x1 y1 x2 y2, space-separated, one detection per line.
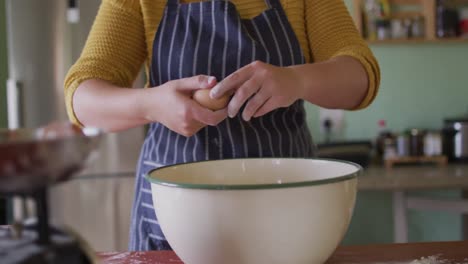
397 133 410 157
377 19 391 40
411 16 425 38
424 131 443 156
391 19 406 39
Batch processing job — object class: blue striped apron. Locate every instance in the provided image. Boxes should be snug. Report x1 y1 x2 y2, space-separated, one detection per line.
129 0 315 251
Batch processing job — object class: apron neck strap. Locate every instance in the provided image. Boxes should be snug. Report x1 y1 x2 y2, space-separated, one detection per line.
265 0 281 8
168 0 282 8
167 0 179 7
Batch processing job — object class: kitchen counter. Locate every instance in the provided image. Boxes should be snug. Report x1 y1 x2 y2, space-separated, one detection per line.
99 241 468 263
358 163 468 191
356 163 468 243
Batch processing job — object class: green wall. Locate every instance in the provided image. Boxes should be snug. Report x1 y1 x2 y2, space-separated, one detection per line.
0 1 7 128
303 0 466 245
306 44 468 142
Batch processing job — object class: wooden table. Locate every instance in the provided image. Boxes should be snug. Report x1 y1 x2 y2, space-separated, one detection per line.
99 241 468 263
357 164 468 243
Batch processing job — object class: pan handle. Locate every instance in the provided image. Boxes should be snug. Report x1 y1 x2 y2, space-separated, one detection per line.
6 79 23 129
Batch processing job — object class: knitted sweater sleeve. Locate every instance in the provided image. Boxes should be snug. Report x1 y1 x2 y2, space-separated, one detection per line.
63 0 147 125
305 0 380 109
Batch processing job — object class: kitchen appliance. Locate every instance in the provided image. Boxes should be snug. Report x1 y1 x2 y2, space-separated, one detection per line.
443 117 468 161
146 158 360 264
0 125 101 264
5 0 144 250
316 140 373 168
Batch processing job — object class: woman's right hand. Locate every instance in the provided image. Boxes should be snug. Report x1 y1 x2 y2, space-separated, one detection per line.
141 75 228 137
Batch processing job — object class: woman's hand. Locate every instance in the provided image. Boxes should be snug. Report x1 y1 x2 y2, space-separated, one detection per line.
209 61 305 121
141 75 228 137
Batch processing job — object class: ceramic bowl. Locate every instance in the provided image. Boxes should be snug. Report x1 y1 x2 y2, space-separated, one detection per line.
146 158 360 264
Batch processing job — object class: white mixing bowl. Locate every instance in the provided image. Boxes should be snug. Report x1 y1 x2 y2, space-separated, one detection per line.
146 158 360 264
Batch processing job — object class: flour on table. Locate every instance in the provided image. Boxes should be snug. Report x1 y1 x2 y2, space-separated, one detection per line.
409 255 468 264
369 255 468 264
410 255 450 264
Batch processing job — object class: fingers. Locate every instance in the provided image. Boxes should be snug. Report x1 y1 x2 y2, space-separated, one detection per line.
188 99 228 126
242 88 271 121
179 109 227 137
193 107 228 126
253 98 277 118
176 75 217 91
209 62 257 99
227 72 264 118
176 103 227 137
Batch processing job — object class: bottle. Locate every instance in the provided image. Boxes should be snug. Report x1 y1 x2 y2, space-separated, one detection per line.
383 137 397 160
397 132 410 157
411 16 425 38
437 0 459 38
375 120 393 158
459 7 468 38
376 19 391 40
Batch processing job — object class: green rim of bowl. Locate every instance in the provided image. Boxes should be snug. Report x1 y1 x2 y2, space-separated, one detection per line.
144 158 362 190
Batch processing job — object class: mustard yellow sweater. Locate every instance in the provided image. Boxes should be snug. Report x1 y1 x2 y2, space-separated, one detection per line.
65 0 380 125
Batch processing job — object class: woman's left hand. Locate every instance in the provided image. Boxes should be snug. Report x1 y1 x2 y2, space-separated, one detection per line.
209 61 305 121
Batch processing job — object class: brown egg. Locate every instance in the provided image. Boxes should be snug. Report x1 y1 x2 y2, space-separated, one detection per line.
193 89 229 111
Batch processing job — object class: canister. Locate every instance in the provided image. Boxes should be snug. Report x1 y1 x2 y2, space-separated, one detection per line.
397 133 410 157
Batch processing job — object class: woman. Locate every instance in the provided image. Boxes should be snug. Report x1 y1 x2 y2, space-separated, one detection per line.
64 0 380 251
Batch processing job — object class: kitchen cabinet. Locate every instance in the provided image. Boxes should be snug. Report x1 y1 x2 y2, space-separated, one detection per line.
352 0 468 44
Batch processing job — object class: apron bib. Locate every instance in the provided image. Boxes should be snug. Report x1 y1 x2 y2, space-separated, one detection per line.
129 0 314 251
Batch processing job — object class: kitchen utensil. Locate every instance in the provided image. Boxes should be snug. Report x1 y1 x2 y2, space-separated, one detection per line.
146 158 360 264
0 126 101 194
0 125 101 264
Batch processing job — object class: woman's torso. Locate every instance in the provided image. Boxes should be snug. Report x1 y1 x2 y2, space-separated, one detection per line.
141 0 314 165
139 0 311 69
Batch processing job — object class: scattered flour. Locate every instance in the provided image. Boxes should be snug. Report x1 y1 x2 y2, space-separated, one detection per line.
369 255 468 264
410 255 450 264
409 255 468 264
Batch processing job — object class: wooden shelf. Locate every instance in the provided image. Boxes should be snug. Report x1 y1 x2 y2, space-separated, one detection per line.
353 0 468 44
367 37 468 44
384 155 448 169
